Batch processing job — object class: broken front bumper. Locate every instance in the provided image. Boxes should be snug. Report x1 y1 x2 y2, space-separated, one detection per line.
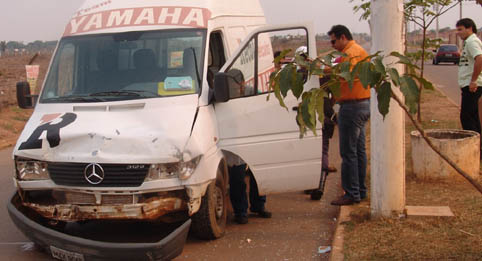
7 193 191 260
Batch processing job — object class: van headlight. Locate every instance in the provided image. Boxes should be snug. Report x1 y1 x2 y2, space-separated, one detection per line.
15 158 50 180
146 155 202 181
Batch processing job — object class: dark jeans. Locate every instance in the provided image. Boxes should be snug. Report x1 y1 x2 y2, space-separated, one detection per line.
338 100 370 201
460 86 482 134
228 164 266 217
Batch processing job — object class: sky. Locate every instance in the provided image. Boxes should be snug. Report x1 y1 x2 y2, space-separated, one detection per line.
0 0 481 43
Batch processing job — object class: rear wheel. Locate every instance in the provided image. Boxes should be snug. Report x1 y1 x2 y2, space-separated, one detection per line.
191 168 227 240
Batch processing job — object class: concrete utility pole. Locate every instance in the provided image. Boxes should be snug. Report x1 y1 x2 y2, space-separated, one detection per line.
370 0 405 218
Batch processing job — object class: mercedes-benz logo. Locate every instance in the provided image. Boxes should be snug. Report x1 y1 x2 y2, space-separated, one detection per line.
84 163 105 185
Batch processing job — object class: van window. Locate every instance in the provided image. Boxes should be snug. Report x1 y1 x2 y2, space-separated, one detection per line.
56 43 76 97
207 31 226 88
41 29 206 103
225 27 308 98
227 38 255 98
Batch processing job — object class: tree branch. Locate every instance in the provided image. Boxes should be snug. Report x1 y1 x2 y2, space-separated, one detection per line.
390 91 482 195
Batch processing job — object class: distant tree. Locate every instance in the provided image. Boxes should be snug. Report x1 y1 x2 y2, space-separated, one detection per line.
439 27 451 33
0 41 6 55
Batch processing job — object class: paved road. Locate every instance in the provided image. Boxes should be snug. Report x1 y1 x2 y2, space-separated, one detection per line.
0 138 341 260
423 62 460 106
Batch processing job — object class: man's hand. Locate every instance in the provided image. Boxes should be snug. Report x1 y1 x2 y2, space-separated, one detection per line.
469 81 478 92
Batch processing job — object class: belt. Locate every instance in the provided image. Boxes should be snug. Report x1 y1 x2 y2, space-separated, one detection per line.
338 98 370 104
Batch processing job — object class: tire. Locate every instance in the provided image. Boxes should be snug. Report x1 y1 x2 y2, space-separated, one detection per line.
191 168 227 240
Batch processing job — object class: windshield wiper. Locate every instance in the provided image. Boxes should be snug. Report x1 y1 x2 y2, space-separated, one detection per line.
89 90 158 97
42 96 105 103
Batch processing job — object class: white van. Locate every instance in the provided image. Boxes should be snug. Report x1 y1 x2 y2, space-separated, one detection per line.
8 0 322 259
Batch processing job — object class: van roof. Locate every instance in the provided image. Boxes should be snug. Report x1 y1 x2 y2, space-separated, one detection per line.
64 0 265 37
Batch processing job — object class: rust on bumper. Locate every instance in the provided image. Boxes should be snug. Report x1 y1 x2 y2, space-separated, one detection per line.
24 196 187 221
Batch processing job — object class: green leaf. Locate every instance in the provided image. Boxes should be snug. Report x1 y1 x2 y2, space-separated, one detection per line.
369 71 383 87
272 77 287 109
314 89 325 124
373 58 386 75
273 49 291 65
296 106 307 138
279 64 293 97
389 51 411 64
400 75 419 114
292 70 304 99
376 82 391 119
409 73 434 90
418 76 434 90
358 62 372 89
301 93 316 134
388 68 401 87
328 80 341 98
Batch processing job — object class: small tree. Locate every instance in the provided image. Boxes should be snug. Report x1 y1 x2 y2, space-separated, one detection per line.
269 50 482 194
350 0 459 122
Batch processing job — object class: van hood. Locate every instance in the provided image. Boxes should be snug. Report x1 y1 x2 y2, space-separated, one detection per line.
14 95 199 164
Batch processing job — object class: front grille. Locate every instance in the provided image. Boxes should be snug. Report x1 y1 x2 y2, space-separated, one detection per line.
48 162 148 187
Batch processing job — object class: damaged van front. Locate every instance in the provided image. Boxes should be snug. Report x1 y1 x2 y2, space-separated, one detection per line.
8 0 325 260
8 3 227 259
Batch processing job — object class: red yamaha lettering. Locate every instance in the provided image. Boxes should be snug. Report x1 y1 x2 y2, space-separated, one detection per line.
64 6 211 36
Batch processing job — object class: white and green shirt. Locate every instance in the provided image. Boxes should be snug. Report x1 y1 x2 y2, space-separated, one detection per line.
458 34 482 88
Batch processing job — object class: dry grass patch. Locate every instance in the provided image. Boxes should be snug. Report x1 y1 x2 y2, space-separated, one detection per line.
343 87 482 260
0 106 33 149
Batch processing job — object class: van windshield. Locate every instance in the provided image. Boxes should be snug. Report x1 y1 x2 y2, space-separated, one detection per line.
41 29 206 103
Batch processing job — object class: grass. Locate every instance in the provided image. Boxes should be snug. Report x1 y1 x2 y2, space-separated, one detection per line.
0 105 32 149
343 87 482 260
1 123 16 132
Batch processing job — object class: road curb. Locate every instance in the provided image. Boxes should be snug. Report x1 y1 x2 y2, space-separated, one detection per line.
329 205 353 261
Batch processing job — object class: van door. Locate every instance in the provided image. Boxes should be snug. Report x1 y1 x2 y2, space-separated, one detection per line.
215 24 322 195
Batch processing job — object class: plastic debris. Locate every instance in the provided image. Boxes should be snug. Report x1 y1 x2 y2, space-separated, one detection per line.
431 119 438 123
318 246 331 254
21 242 35 251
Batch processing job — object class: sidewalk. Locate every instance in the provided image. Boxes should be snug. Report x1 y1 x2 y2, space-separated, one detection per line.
178 131 343 260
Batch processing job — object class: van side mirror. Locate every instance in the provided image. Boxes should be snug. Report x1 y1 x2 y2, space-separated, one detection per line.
213 73 230 103
16 81 37 109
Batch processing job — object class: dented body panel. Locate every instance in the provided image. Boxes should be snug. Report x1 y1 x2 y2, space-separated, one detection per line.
9 0 322 259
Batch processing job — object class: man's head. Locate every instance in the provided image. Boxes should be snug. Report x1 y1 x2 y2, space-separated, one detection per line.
456 18 477 40
328 25 353 52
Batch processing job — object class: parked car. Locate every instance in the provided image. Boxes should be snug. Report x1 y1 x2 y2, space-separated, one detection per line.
432 44 460 65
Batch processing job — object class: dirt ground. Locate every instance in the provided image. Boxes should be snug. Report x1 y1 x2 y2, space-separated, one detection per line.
344 88 482 260
0 53 51 149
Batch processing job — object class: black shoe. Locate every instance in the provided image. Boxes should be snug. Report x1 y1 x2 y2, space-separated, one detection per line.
234 215 248 224
252 210 272 218
330 196 360 206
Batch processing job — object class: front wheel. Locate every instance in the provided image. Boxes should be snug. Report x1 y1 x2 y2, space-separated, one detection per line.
191 168 227 240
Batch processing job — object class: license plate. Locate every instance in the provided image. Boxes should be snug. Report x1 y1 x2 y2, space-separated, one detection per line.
446 54 453 57
50 246 85 261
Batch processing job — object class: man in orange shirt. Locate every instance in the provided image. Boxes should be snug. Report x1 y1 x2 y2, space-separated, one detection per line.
328 25 370 205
